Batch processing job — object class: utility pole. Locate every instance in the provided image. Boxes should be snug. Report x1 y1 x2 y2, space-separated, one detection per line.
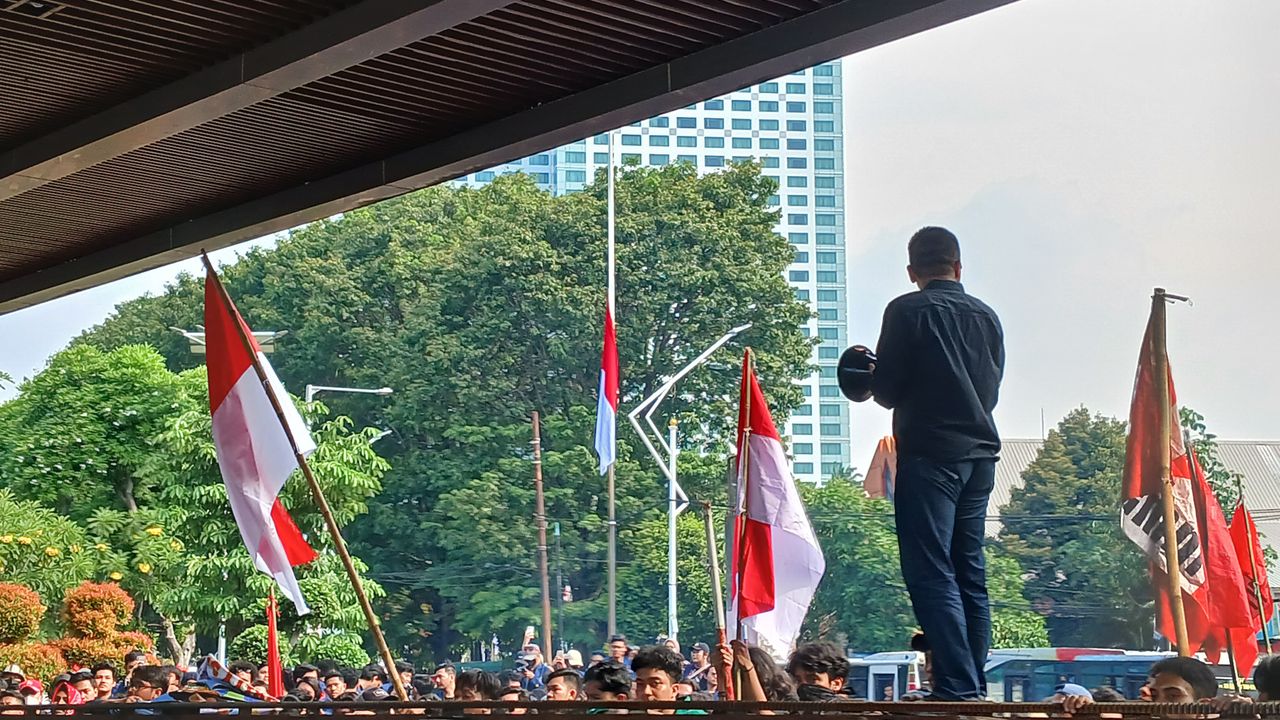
532 412 554 660
554 521 565 651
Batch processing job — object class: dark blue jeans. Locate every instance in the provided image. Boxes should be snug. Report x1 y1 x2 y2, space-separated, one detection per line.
894 454 996 700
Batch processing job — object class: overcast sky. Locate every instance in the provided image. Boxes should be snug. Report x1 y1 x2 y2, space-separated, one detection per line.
2 0 1278 473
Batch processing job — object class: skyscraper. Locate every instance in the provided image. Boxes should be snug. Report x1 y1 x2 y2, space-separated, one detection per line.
456 60 846 484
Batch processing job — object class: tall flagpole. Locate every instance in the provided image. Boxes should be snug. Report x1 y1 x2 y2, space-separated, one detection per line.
202 254 409 701
1237 477 1274 654
733 348 754 697
1153 287 1190 655
606 129 618 637
532 412 554 660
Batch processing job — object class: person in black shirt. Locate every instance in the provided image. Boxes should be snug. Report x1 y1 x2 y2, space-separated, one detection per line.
870 226 1004 701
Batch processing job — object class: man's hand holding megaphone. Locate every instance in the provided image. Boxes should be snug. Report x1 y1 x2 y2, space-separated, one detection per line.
837 344 878 403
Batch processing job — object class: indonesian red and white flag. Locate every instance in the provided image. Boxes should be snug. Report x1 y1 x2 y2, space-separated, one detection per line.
205 266 318 614
593 307 619 474
729 352 825 661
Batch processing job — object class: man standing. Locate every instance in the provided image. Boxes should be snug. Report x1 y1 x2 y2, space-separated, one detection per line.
519 644 550 694
544 669 582 701
682 643 712 692
870 226 1004 701
431 663 457 700
607 635 630 667
90 664 116 702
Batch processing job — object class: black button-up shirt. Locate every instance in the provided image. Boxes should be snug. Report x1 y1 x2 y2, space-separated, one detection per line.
871 280 1004 462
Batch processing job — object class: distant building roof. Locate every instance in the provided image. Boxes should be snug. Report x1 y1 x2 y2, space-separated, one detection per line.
988 438 1280 586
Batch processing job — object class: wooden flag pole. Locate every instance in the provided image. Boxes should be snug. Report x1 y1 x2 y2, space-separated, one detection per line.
532 412 555 661
1237 477 1274 654
203 254 409 701
1226 630 1244 695
732 348 755 696
700 502 735 700
1152 287 1190 656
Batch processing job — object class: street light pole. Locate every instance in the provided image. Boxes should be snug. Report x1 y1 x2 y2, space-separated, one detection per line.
627 322 751 643
304 384 394 403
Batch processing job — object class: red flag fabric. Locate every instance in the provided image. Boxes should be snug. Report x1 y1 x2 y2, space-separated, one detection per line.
205 267 317 613
728 352 824 660
266 590 285 699
1187 450 1257 673
863 436 897 501
1230 502 1274 628
1121 310 1208 652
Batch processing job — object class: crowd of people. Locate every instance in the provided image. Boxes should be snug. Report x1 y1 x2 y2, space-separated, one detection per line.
1 631 1276 714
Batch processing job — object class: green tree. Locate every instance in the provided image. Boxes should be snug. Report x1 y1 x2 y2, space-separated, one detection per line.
0 345 390 660
77 166 814 662
996 407 1151 647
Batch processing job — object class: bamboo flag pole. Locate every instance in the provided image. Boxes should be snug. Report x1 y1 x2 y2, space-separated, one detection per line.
532 412 554 661
733 348 755 696
701 503 735 701
203 254 409 701
1226 630 1244 696
1237 477 1274 654
1152 287 1190 655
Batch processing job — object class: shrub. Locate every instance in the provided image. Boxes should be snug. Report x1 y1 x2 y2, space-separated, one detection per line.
0 584 45 643
227 625 293 667
52 631 151 670
62 582 133 638
0 643 66 683
295 632 368 669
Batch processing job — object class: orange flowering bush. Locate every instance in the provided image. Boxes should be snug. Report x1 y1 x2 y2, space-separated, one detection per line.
62 582 133 638
53 635 150 669
0 583 46 643
0 643 65 682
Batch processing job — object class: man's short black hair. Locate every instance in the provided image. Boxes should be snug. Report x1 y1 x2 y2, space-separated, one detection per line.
583 661 631 695
124 651 147 665
786 642 850 682
630 646 684 684
228 660 256 677
608 634 627 644
1255 655 1280 699
547 668 582 692
433 662 456 676
395 660 414 675
324 670 346 682
91 662 116 678
1151 656 1218 699
292 664 319 683
456 669 502 700
129 666 168 690
497 670 523 686
69 670 92 684
908 226 961 277
360 664 388 683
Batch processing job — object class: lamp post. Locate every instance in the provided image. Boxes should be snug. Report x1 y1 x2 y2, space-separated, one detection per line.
304 384 394 403
627 323 751 642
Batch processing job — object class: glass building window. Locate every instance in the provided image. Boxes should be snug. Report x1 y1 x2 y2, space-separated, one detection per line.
815 176 836 188
787 157 808 169
814 65 835 77
793 423 812 435
787 195 808 206
817 327 839 340
566 170 586 182
530 154 550 165
677 136 697 147
704 117 724 129
820 423 841 436
816 233 837 245
785 82 805 94
787 139 807 150
760 138 780 150
704 136 724 148
787 214 809 225
787 176 808 188
705 99 724 110
794 404 812 416
788 270 809 282
649 135 669 147
817 289 838 302
817 270 838 283
476 171 495 182
794 251 809 263
794 443 813 455
759 82 778 93
795 462 814 474
651 154 669 165
621 153 640 163
732 118 752 130
533 172 550 183
594 134 608 145
822 462 842 475
786 101 807 112
621 135 641 146
787 120 807 131
817 251 837 264
816 214 836 226
762 157 779 168
822 444 844 458
815 139 835 151
705 156 724 167
815 120 835 133
818 346 838 359
794 289 809 301
732 100 751 111
820 386 841 398
814 83 834 95
650 117 669 128
816 158 836 170
565 151 586 163
594 152 609 164
677 154 696 165
759 100 779 112
817 308 838 321
820 366 837 378
732 137 752 149
802 386 812 397
814 101 834 114
677 117 696 128
815 195 836 208
767 194 780 206
759 119 779 131
788 232 808 244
